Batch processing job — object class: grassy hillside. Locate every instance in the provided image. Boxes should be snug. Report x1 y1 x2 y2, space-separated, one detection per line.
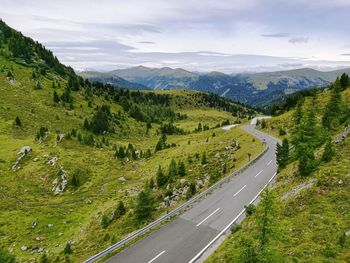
0 21 261 262
206 80 350 262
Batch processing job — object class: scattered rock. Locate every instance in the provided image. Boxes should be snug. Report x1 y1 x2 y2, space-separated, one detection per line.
21 246 27 251
345 230 350 236
12 146 32 171
47 156 59 166
333 125 350 144
282 179 315 200
52 167 68 195
47 224 53 228
57 133 65 142
86 199 92 204
37 247 44 253
33 157 39 162
31 221 37 229
8 248 13 253
338 179 343 185
180 179 186 185
118 176 126 182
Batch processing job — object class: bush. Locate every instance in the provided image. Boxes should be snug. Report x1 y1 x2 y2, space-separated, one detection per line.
244 204 256 216
230 223 241 233
63 243 72 254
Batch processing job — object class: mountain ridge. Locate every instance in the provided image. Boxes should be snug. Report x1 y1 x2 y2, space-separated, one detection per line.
80 66 350 107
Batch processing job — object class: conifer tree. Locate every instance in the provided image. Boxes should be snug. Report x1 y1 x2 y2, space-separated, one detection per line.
134 190 155 222
15 116 21 126
156 165 167 187
201 152 207 165
113 201 126 219
322 138 334 162
53 90 60 103
322 80 343 130
298 145 316 176
168 159 177 177
276 138 289 169
178 161 186 176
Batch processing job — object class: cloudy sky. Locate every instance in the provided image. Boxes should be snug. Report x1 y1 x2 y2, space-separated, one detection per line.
1 0 350 73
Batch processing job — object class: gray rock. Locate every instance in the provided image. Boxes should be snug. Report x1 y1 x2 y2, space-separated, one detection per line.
48 156 58 166
345 230 350 236
118 176 126 181
47 224 53 228
21 246 27 251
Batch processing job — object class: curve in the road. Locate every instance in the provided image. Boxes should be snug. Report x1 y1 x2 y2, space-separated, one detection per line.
104 125 278 263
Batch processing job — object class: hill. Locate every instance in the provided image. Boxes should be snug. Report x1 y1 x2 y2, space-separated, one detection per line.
0 20 260 262
206 78 350 262
79 71 150 90
80 66 350 107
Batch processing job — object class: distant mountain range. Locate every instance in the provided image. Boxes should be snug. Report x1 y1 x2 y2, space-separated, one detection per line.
80 66 350 107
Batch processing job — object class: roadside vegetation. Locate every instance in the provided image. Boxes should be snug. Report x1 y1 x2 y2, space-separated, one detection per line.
206 77 350 262
0 20 261 262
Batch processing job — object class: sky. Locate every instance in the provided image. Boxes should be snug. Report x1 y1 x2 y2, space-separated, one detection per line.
1 0 350 73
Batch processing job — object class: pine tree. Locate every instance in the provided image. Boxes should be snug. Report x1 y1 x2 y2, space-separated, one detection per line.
113 201 126 220
276 139 289 169
149 177 155 189
322 80 343 130
339 73 349 90
201 153 207 165
298 145 316 176
83 118 89 130
53 90 60 103
178 161 186 176
322 138 334 162
168 159 177 177
134 190 155 222
15 116 21 126
71 173 80 188
156 165 167 187
101 214 110 229
64 243 72 254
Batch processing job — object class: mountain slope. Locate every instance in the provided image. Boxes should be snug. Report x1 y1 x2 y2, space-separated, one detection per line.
206 81 350 262
81 66 350 107
0 21 259 262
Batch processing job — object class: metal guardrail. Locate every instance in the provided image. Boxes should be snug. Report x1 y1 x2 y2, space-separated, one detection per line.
84 146 269 263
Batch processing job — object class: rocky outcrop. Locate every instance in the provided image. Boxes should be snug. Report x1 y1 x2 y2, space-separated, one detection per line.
333 125 350 144
282 179 315 200
47 156 59 166
12 146 32 171
52 167 68 195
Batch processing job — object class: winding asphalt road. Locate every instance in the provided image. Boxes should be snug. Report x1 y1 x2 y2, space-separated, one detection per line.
106 124 278 263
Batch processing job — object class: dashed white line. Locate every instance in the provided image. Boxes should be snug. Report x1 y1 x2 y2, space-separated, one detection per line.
196 208 221 227
189 172 278 263
147 250 166 263
267 160 273 166
233 185 246 197
254 170 263 178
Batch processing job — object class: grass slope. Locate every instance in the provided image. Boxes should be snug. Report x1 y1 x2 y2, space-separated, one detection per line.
0 57 261 262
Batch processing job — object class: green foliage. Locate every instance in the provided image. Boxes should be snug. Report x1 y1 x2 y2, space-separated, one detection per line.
177 161 186 176
156 165 167 187
244 204 256 216
321 138 334 163
63 243 72 254
230 223 241 234
322 80 344 130
36 126 48 140
14 116 21 126
155 134 169 152
53 90 60 103
186 182 196 198
276 138 289 169
90 106 111 135
160 122 185 135
168 159 177 178
101 214 110 229
339 73 349 90
298 145 316 176
0 248 16 263
116 146 126 159
134 190 155 223
113 201 126 220
39 254 49 263
201 152 207 165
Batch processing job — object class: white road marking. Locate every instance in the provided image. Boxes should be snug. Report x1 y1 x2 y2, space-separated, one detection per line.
254 170 263 178
267 160 272 166
196 208 221 227
189 172 278 263
147 250 166 263
233 185 246 197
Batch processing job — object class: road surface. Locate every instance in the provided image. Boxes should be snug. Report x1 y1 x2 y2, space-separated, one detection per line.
106 124 278 263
